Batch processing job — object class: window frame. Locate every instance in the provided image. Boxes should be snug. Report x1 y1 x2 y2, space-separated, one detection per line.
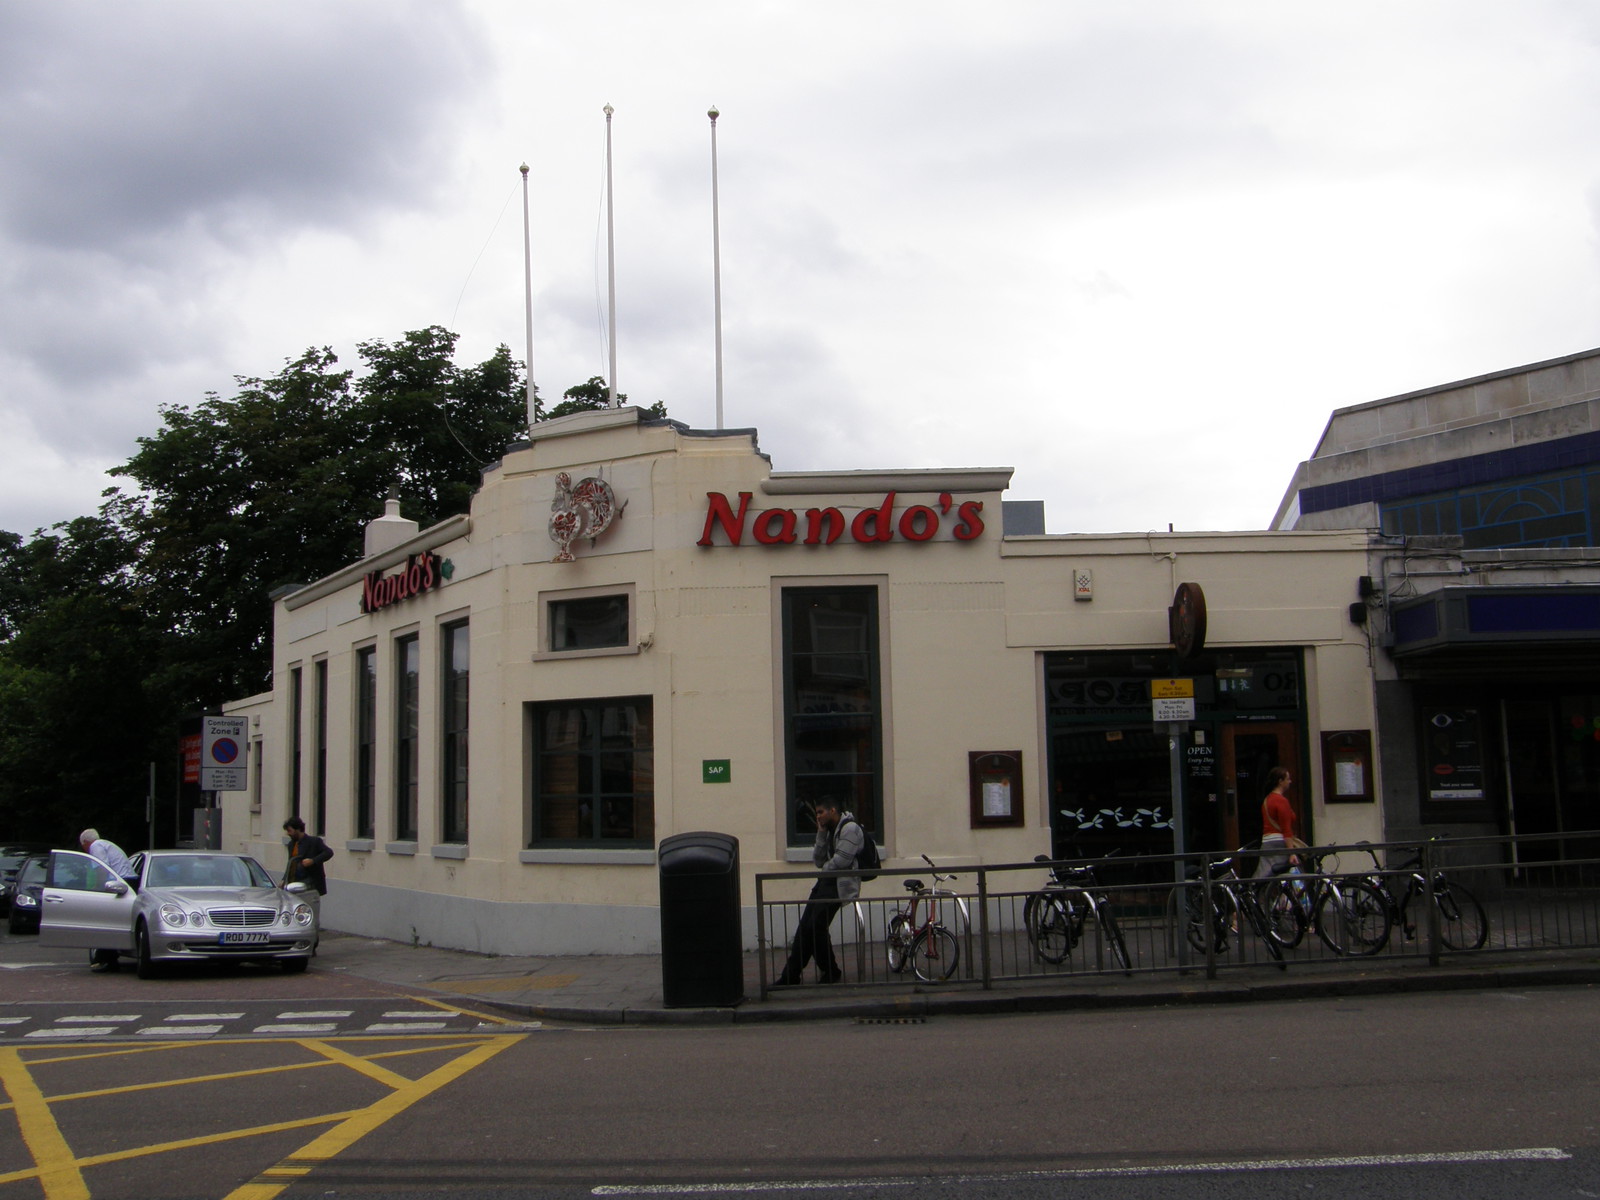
527 696 654 849
440 619 470 845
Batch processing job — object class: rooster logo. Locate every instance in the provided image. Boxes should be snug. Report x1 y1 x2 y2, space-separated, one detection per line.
548 472 619 563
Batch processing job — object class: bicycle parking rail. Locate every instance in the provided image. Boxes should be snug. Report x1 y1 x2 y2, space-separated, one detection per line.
754 830 1600 997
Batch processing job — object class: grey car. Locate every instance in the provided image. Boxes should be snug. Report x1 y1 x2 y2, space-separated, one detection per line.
39 849 317 978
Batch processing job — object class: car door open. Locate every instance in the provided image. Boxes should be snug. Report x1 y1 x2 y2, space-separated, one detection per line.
38 850 137 952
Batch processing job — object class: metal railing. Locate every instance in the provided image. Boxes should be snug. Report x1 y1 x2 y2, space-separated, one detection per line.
753 830 1600 997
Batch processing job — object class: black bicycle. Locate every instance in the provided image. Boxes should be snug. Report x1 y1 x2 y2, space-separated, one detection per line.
1353 843 1490 952
1256 851 1391 957
1022 854 1132 973
1179 854 1286 967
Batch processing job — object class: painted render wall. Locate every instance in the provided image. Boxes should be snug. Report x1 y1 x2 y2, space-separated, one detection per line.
222 408 1382 955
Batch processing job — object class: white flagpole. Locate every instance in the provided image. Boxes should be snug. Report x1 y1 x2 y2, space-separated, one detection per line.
520 162 536 428
709 106 724 430
604 104 619 407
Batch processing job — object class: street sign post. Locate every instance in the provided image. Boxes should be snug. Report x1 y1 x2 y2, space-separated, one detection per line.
201 715 249 792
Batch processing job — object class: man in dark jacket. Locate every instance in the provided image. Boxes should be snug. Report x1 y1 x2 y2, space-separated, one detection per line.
282 816 333 896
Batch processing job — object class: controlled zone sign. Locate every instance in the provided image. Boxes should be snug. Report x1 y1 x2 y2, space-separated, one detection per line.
201 715 249 791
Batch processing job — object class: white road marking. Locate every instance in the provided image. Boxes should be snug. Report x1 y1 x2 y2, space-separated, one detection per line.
167 1012 245 1021
276 1010 353 1019
26 1028 116 1039
0 1018 28 1026
139 1025 223 1036
364 1022 449 1032
590 1148 1574 1195
382 1010 451 1018
255 1023 338 1034
57 1014 137 1023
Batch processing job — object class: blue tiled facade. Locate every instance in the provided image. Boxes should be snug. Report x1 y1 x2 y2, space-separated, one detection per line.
1300 430 1600 549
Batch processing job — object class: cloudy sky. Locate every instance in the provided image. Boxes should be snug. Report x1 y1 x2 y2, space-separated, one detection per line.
3 1 1598 538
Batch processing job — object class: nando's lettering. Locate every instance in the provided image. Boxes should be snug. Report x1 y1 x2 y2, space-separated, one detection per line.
361 551 444 614
698 490 985 547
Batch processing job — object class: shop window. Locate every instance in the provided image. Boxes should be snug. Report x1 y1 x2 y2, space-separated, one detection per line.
528 697 653 847
395 634 419 841
782 586 882 845
549 593 630 651
354 645 376 840
313 659 328 834
441 621 469 844
288 666 303 822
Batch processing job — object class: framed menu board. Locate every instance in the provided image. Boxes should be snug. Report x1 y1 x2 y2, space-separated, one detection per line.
1320 730 1373 804
969 751 1024 828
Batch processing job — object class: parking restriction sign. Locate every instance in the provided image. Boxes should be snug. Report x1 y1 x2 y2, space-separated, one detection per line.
201 715 250 791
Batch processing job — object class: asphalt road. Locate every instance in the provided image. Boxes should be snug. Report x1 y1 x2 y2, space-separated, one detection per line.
3 929 1597 1200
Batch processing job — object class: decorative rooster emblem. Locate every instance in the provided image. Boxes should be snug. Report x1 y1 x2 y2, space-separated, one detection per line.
549 472 619 563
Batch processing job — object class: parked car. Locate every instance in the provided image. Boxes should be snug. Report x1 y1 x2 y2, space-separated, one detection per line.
1 843 54 914
38 849 317 977
6 855 48 934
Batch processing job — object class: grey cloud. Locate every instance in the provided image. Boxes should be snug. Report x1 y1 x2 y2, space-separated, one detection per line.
0 0 490 255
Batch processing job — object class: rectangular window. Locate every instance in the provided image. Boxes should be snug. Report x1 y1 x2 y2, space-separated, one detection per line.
782 586 883 844
529 697 653 846
395 634 420 841
355 646 376 839
313 659 328 834
549 594 630 651
441 621 469 844
289 667 303 821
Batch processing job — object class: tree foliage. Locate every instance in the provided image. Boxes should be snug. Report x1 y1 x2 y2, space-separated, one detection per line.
0 324 653 843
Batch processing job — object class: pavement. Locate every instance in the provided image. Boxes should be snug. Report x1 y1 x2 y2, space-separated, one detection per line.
313 930 1600 1026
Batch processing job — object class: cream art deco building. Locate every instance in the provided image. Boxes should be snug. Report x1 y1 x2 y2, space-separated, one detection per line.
223 407 1384 954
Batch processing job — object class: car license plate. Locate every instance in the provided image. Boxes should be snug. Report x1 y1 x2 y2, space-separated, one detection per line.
218 932 270 945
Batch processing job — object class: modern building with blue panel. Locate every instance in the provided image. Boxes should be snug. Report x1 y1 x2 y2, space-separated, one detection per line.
1275 348 1600 864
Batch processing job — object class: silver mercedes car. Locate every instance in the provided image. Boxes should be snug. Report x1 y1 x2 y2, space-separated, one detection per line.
39 849 317 977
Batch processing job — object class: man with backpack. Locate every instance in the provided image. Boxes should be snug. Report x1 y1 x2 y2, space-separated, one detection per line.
775 799 865 986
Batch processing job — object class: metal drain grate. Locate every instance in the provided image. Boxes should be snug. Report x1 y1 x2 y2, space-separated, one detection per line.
853 1016 927 1025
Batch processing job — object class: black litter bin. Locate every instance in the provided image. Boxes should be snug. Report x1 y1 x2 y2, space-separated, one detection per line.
658 831 744 1008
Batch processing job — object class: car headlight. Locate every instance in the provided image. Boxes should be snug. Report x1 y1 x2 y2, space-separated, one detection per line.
16 893 37 908
159 904 187 928
292 903 313 927
189 911 206 927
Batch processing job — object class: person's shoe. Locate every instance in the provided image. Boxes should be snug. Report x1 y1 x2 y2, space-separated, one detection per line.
89 960 116 973
773 970 800 986
820 967 843 984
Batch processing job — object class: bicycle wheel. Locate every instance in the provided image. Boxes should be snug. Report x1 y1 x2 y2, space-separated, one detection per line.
1314 880 1392 956
1027 893 1073 964
1097 906 1133 973
909 924 960 982
1434 880 1489 951
885 913 913 974
1238 890 1284 963
1181 883 1212 953
1257 878 1307 950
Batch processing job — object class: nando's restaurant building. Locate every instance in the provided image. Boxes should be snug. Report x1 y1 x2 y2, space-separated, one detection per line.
223 407 1384 954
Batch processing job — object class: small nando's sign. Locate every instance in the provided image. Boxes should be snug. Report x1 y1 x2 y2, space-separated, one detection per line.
361 551 445 614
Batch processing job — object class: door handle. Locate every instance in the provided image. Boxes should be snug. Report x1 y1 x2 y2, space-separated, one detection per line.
44 894 66 903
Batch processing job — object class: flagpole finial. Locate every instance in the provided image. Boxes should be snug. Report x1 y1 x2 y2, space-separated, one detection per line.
519 162 529 176
604 103 614 118
708 105 719 123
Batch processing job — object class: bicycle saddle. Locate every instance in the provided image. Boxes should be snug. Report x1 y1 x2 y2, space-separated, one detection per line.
903 878 925 892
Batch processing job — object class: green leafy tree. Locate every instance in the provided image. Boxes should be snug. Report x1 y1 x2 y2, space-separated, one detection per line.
0 327 666 841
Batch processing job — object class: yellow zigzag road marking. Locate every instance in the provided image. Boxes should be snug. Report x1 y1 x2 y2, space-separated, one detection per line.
0 1034 525 1197
225 1034 523 1200
0 1047 88 1200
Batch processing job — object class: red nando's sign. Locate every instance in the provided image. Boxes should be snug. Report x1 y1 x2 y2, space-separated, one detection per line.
698 491 985 547
361 551 444 614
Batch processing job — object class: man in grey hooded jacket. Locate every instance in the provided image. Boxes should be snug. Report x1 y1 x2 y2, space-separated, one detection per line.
775 799 864 985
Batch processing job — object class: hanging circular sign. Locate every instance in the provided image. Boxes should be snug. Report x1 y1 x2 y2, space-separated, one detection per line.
1169 581 1207 659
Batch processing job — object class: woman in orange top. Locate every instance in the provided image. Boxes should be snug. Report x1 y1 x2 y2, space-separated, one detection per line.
1256 766 1306 877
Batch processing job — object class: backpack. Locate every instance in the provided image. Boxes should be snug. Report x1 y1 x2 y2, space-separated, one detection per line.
843 818 881 882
